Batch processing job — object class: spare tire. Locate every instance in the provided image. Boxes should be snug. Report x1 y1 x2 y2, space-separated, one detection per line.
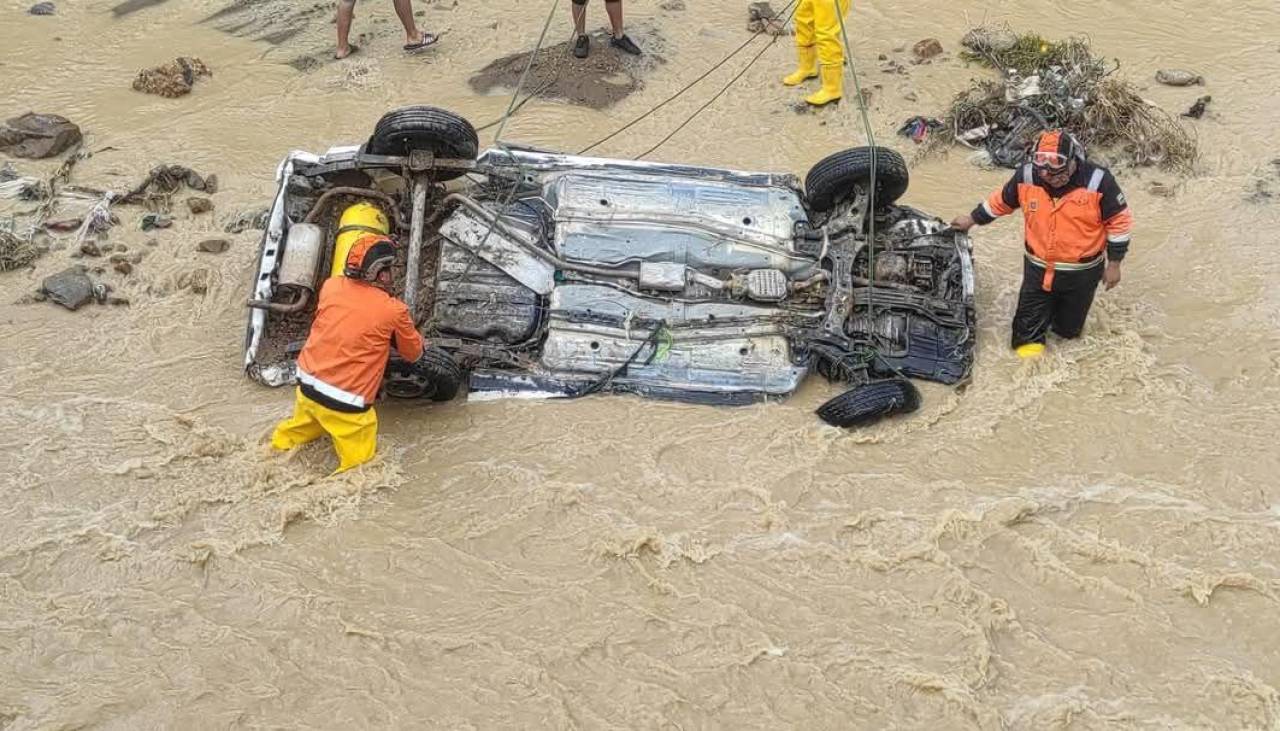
367 106 478 181
805 146 909 215
815 377 921 428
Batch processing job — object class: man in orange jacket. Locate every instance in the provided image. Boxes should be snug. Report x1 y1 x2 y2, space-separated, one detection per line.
951 130 1133 358
271 234 424 472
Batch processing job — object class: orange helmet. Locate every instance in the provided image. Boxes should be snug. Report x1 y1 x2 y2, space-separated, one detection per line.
1030 129 1085 171
343 234 397 282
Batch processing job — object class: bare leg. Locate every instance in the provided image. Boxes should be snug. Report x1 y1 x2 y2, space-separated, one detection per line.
336 0 356 58
572 1 587 35
391 0 425 45
604 0 623 38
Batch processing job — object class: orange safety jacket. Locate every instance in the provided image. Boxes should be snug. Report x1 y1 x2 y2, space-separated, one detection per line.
971 162 1133 291
296 276 425 412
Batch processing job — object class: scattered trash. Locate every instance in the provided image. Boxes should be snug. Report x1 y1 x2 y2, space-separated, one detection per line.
28 2 55 14
1182 95 1211 119
1156 69 1204 87
187 197 214 215
132 57 213 98
141 213 174 230
73 193 117 245
121 164 215 208
40 266 95 310
197 238 230 254
1 230 40 272
746 2 789 35
912 38 943 61
929 26 1197 171
224 208 271 234
0 113 83 159
897 116 943 143
1147 181 1176 198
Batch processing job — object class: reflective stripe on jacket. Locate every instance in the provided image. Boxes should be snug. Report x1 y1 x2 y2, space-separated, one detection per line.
296 277 425 411
972 162 1133 291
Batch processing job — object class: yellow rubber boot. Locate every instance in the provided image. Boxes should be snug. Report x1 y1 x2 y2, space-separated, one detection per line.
783 46 818 86
804 64 844 106
1016 343 1046 359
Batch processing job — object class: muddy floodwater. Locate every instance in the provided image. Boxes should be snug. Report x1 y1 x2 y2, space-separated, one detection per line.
2 0 1280 728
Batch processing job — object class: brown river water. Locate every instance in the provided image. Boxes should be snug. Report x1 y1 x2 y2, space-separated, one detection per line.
2 0 1280 728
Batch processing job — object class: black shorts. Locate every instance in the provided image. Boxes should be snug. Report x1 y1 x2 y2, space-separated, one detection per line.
1011 257 1103 348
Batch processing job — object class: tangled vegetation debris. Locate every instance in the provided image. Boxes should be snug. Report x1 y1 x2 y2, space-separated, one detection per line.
928 26 1197 171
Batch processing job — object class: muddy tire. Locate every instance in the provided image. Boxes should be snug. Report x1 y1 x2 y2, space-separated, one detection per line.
805 146 909 215
383 347 464 401
418 346 464 402
367 106 478 181
815 377 920 428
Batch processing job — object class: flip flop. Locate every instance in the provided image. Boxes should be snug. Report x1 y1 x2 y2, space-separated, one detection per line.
334 44 359 60
403 33 438 52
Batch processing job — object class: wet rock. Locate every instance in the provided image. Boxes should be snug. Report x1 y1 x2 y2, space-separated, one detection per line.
224 208 271 234
746 2 788 35
912 38 943 60
113 260 133 275
29 2 55 14
197 238 230 254
40 266 95 310
141 213 173 231
1155 69 1203 87
79 241 102 257
184 169 207 191
109 251 144 265
132 57 213 98
0 113 83 159
187 196 214 214
45 218 83 233
204 174 219 194
1182 95 1211 119
961 27 1018 55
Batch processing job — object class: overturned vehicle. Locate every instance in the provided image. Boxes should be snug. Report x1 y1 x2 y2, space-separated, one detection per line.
244 106 975 427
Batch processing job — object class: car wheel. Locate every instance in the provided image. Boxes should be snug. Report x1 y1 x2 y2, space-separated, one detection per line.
804 146 909 215
383 347 464 401
366 106 478 181
815 377 920 428
417 346 464 402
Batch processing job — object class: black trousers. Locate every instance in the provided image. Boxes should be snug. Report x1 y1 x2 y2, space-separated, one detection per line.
1011 257 1103 348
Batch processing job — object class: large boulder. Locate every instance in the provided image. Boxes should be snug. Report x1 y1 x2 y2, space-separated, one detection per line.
40 267 95 310
0 113 82 159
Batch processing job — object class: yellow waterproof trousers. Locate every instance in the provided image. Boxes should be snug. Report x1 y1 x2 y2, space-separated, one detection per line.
271 388 378 473
794 0 852 67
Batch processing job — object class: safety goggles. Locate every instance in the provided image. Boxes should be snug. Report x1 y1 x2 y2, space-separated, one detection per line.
1032 151 1070 171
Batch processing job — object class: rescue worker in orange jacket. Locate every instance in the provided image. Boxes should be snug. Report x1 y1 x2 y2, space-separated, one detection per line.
951 130 1133 358
271 234 425 472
